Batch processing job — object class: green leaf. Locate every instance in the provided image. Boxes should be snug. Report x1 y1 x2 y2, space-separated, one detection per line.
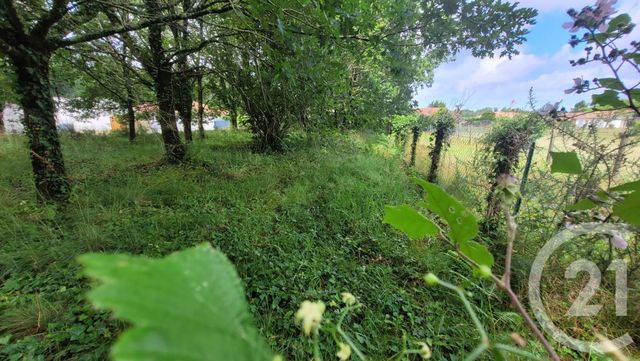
79 244 273 361
624 53 640 65
630 89 640 105
612 191 640 227
592 90 626 108
611 180 640 192
383 205 438 240
414 178 479 244
565 198 598 211
607 14 632 32
459 241 494 268
550 151 583 174
598 78 624 91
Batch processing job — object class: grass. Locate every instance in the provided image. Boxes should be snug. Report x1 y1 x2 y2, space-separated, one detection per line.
0 130 546 360
1 128 636 360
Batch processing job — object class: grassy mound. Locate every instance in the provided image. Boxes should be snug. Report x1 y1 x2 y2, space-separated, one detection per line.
0 131 537 360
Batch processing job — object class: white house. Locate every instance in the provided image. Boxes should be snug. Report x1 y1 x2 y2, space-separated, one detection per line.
2 99 112 133
2 99 231 134
568 110 636 129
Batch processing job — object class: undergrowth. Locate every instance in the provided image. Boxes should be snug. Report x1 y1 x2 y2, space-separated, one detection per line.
2 131 544 360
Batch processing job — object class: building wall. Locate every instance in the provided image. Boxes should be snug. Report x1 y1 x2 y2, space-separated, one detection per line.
2 101 112 133
575 118 625 128
3 102 231 134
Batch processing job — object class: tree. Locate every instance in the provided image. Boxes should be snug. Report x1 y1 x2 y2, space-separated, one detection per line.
0 57 18 134
481 111 497 121
429 100 447 108
0 1 230 201
54 40 154 141
427 109 455 183
215 0 536 150
572 100 589 112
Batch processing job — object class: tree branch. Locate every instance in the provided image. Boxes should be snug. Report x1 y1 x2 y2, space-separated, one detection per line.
0 0 26 42
30 0 69 38
54 3 233 48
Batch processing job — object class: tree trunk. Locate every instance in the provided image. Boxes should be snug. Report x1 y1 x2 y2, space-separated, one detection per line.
122 45 136 141
146 0 186 162
12 49 70 201
230 108 238 130
156 70 185 162
176 0 193 143
180 86 193 143
409 126 420 167
197 75 205 139
427 127 445 183
0 102 5 134
126 100 136 141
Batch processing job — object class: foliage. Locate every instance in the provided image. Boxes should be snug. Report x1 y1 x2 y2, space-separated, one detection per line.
384 177 560 360
551 150 640 227
425 109 456 183
482 114 543 216
563 1 640 115
428 100 447 108
480 111 496 121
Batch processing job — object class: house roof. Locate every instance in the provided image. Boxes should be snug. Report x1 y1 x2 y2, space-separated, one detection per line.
495 111 519 119
416 107 442 116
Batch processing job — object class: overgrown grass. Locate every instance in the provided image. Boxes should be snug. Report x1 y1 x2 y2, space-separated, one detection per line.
0 131 548 360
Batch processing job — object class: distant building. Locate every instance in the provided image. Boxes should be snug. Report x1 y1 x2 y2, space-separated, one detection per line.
567 110 636 129
2 99 231 134
494 111 519 119
416 107 443 116
2 101 112 133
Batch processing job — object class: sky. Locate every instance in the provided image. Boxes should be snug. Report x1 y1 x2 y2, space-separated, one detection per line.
413 0 640 110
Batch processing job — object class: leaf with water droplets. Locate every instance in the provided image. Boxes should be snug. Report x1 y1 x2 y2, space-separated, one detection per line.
79 244 273 361
414 178 479 244
383 204 439 240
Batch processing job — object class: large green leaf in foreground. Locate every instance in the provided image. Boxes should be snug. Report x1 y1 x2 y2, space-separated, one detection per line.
79 244 273 361
383 204 438 240
414 178 479 244
549 151 583 174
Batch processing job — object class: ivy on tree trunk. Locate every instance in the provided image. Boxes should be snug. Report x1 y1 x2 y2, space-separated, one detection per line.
13 48 70 201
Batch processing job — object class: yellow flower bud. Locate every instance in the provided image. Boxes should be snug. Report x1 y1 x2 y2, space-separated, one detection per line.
341 292 356 306
417 342 432 359
424 273 439 286
295 301 325 336
336 342 352 360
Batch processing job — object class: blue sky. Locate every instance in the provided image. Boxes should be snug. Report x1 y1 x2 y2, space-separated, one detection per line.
414 0 640 110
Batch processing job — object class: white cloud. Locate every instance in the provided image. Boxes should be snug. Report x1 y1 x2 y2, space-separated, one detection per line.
414 45 606 110
516 0 592 13
415 0 639 110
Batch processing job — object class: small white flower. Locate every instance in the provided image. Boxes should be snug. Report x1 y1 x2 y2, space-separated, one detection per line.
417 342 432 359
336 342 352 360
341 292 356 306
295 300 325 336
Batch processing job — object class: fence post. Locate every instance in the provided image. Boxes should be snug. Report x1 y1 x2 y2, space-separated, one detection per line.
513 141 536 216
